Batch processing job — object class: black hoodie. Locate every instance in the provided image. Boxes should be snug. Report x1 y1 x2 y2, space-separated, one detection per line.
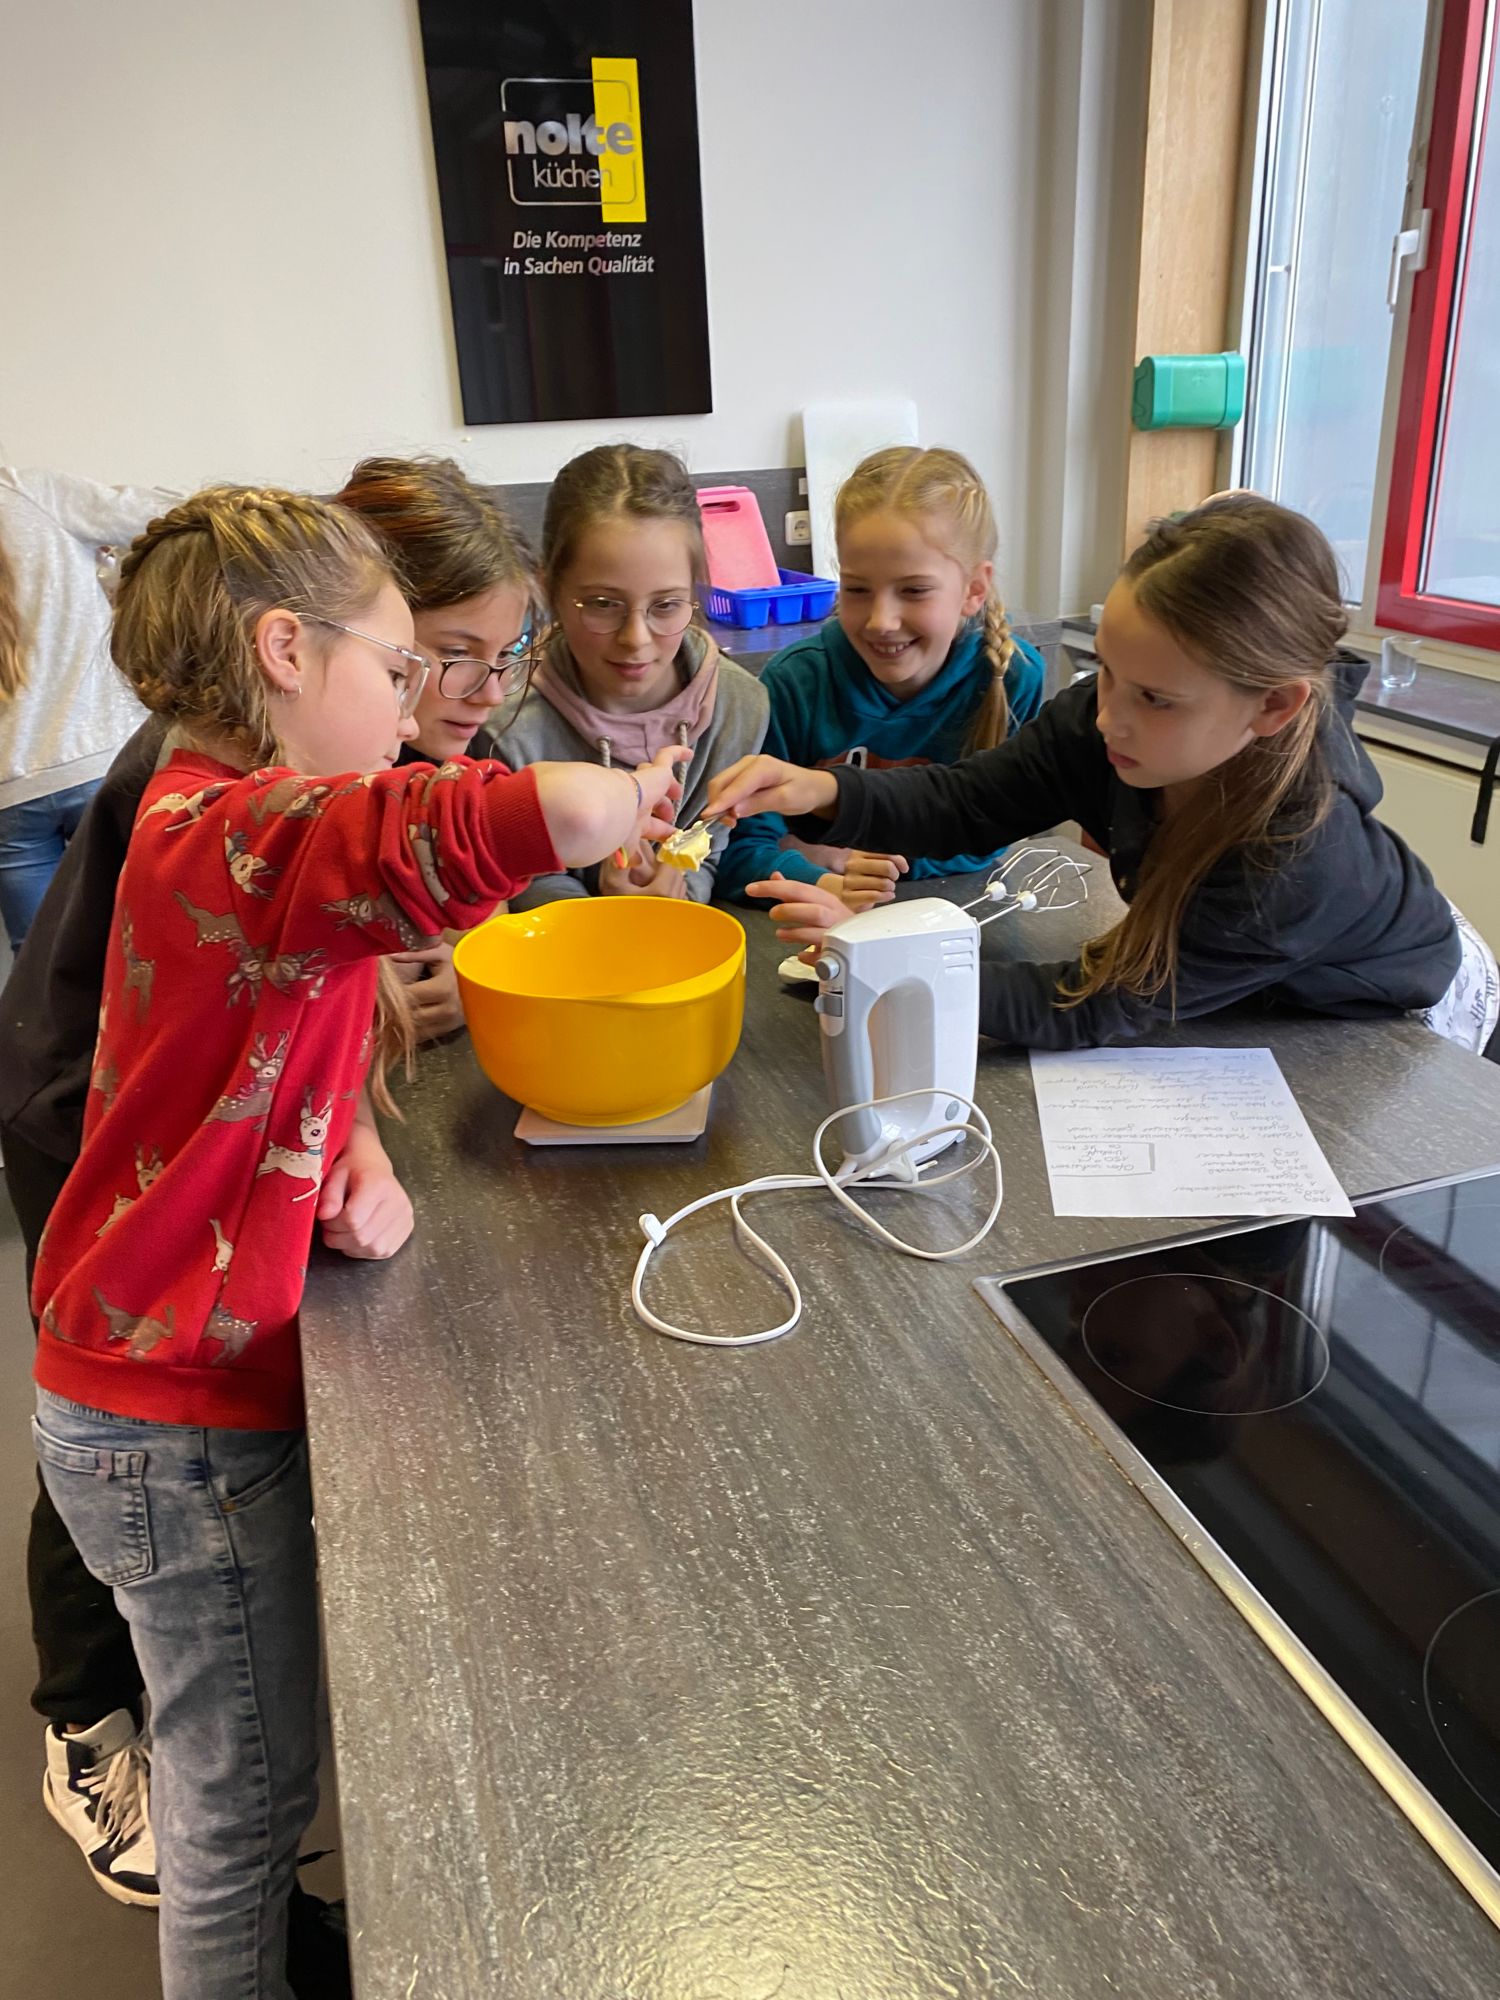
793 655 1460 1048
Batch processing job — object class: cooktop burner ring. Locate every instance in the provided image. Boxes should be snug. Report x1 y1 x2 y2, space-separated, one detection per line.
1079 1272 1331 1417
1378 1199 1500 1281
1423 1587 1500 1823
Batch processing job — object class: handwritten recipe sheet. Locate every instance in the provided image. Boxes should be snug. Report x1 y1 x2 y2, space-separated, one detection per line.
1029 1047 1354 1219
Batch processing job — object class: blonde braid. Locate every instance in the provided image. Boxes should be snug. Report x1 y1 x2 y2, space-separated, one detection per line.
965 590 1017 754
836 446 1017 752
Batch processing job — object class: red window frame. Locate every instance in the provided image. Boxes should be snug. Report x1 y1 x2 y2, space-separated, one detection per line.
1377 0 1500 649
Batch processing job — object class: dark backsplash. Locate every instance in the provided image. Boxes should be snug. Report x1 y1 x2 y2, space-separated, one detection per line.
493 466 809 573
490 465 1061 684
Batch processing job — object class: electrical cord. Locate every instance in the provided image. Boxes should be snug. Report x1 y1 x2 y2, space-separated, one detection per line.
631 1088 1004 1347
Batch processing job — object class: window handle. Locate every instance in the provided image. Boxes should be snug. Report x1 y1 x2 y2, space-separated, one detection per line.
1387 210 1432 310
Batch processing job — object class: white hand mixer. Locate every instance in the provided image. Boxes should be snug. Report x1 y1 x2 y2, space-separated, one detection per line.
814 847 1092 1174
631 848 1092 1346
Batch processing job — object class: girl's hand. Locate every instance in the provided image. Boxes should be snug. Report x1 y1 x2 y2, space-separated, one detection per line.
841 850 909 898
747 873 856 949
533 756 685 868
813 869 895 913
707 755 839 824
600 848 690 899
317 1124 414 1260
390 941 464 1041
634 743 691 846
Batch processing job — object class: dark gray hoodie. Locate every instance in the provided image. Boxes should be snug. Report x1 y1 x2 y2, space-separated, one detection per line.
793 655 1461 1047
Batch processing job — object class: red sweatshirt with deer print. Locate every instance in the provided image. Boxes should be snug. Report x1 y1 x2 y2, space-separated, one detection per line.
32 747 559 1430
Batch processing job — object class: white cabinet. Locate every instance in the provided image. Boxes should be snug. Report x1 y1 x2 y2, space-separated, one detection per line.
1359 732 1500 953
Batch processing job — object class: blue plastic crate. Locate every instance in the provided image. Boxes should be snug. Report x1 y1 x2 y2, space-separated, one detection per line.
703 568 837 630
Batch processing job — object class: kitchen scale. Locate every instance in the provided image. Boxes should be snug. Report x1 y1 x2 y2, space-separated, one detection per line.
516 1085 713 1147
978 1168 1500 1926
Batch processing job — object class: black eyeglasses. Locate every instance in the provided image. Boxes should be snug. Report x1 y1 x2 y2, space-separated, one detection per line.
434 625 535 702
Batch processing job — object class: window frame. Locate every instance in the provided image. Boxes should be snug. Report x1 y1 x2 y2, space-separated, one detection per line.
1376 0 1500 649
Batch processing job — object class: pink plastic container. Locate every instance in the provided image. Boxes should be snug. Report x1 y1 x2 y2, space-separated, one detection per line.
695 486 780 589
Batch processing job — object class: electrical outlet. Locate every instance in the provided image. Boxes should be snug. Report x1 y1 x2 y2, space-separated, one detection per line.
785 510 812 547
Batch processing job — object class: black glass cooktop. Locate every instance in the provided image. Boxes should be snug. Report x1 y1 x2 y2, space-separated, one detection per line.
985 1173 1500 1890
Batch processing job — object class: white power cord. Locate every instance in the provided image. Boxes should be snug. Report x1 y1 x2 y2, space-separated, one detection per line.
631 1088 1003 1347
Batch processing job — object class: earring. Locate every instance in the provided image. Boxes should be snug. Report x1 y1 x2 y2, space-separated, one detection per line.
280 682 302 701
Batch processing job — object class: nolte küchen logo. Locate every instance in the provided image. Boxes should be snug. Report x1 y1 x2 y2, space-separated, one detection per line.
502 58 645 223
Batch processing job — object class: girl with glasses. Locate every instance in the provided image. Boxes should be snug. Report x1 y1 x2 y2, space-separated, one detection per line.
335 456 539 1040
491 443 768 907
0 455 596 1982
25 485 682 2000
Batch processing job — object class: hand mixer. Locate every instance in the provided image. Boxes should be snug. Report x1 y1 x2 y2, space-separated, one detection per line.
630 848 1091 1346
815 847 1091 1173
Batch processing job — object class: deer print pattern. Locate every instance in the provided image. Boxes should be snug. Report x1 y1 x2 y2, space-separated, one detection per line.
90 1049 119 1112
175 892 249 949
210 1032 291 1127
210 1218 233 1276
409 822 451 908
247 777 334 826
94 1147 165 1237
120 913 155 1019
206 1303 257 1363
93 1289 176 1360
139 781 233 830
173 895 329 1006
225 946 329 1008
256 1089 333 1200
322 889 431 951
224 826 276 898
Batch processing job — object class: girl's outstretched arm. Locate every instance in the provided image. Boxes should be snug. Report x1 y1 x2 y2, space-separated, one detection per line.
712 682 1107 865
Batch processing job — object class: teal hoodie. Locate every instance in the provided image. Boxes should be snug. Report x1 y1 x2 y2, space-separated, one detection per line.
717 618 1045 900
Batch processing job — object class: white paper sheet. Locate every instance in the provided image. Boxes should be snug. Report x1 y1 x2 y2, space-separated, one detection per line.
1029 1047 1354 1219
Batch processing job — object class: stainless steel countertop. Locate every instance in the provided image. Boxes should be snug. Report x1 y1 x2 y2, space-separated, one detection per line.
302 866 1500 1999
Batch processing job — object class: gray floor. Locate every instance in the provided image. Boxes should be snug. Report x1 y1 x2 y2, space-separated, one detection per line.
0 1179 346 1996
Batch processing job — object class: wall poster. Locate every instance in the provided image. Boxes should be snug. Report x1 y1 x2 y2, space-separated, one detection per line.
417 0 712 425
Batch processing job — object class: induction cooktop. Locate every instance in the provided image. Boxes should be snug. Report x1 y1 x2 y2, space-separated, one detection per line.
978 1171 1500 1924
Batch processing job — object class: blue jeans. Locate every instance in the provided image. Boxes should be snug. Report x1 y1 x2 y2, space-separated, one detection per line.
33 1389 319 2000
0 779 101 950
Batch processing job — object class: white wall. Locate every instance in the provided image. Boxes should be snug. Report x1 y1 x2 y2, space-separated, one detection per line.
0 0 1148 616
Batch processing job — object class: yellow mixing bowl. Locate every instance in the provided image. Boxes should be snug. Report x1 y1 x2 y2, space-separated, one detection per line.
454 898 747 1126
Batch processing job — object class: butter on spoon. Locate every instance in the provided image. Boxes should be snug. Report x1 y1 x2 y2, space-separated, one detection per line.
657 805 736 872
658 818 715 872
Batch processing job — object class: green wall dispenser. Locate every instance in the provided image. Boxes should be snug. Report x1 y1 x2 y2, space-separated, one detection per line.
1131 352 1246 430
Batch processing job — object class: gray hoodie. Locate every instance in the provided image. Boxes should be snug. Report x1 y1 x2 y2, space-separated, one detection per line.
489 625 768 908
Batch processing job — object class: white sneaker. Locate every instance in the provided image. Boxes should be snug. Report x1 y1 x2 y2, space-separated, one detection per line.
42 1709 159 1907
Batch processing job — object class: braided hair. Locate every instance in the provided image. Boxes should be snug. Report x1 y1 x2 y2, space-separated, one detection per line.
834 445 1015 751
113 485 390 765
112 485 414 1107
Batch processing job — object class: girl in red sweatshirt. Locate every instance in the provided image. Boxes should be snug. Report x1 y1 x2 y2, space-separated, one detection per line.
30 485 680 2000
